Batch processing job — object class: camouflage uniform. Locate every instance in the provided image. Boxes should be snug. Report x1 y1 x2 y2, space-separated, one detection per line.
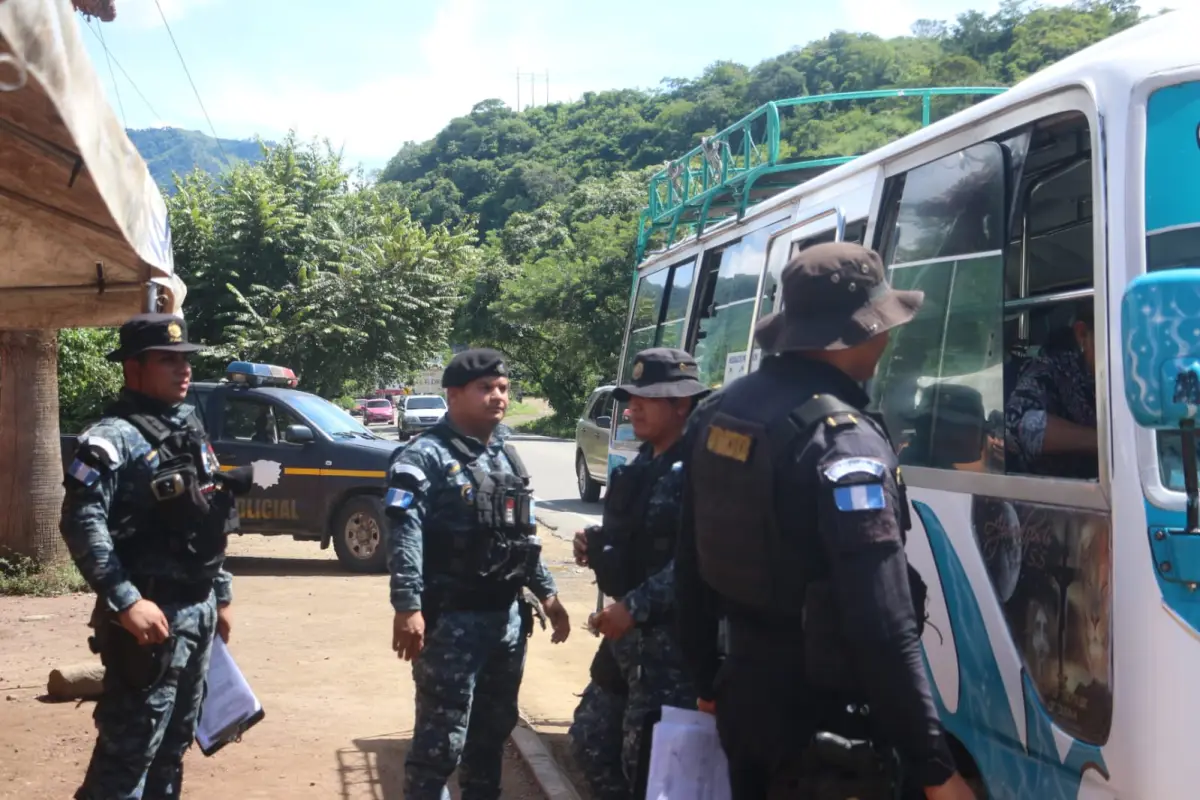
570 446 697 799
62 389 233 800
388 418 557 800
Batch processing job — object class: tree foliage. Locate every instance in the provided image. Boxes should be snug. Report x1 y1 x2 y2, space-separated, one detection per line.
166 135 475 397
52 2 1156 424
380 0 1145 419
57 328 122 433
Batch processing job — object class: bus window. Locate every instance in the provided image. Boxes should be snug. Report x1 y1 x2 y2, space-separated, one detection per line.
690 222 782 389
621 257 696 382
869 142 1007 472
1001 112 1097 482
758 219 867 323
749 219 868 375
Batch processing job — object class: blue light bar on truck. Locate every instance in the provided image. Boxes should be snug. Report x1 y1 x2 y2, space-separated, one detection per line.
226 361 299 388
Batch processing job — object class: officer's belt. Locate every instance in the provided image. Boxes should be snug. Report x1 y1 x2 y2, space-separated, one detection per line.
425 583 519 613
723 613 805 657
132 575 213 605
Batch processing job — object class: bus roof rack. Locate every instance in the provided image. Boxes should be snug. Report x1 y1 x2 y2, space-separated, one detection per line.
226 361 299 388
635 86 1009 264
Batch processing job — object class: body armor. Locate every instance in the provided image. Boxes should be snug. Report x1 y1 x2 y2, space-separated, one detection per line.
587 448 675 600
113 402 241 582
425 430 542 593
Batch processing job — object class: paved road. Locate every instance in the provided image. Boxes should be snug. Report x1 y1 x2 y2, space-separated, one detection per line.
506 434 604 535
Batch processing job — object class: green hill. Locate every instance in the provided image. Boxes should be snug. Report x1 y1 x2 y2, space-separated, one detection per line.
379 0 1143 239
373 0 1149 421
127 127 273 192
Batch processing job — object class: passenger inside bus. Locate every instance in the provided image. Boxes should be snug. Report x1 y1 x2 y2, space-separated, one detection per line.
1004 302 1097 479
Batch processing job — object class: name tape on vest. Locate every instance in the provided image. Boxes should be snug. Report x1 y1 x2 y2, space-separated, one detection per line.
705 425 754 463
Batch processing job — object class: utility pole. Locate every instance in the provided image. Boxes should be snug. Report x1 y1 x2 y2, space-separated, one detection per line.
516 70 541 110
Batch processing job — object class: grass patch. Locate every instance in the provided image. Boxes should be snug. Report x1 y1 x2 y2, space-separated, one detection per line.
0 552 89 597
513 413 576 439
506 399 542 418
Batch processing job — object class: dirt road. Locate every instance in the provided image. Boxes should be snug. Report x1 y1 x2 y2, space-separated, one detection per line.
0 534 556 799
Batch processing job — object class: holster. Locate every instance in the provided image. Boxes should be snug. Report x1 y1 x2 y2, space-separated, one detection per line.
587 525 632 598
588 640 627 696
768 732 899 800
89 608 174 692
518 591 545 639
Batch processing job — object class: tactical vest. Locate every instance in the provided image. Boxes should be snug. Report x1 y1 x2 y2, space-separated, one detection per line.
692 391 926 620
425 429 541 592
112 403 237 582
588 449 676 600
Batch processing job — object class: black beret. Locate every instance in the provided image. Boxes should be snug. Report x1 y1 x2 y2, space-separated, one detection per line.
442 348 509 389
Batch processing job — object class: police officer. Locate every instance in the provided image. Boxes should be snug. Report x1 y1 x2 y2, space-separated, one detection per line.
61 313 251 800
386 348 571 800
674 243 976 800
568 348 709 800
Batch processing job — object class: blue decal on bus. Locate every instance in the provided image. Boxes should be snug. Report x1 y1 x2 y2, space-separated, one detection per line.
912 501 1107 797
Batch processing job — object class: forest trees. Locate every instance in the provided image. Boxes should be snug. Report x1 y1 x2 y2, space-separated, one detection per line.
164 136 476 398
53 1 1155 429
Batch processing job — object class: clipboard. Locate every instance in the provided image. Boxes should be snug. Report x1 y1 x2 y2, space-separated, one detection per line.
196 637 265 757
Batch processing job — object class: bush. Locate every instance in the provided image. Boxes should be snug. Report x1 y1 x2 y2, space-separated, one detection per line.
513 413 575 439
0 552 89 597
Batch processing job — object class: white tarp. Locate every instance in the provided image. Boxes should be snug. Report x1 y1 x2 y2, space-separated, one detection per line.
0 0 185 329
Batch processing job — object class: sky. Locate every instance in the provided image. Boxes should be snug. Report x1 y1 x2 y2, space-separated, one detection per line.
69 0 1162 173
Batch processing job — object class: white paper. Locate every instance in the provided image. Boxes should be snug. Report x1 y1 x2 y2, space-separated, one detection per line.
196 637 261 752
645 705 732 800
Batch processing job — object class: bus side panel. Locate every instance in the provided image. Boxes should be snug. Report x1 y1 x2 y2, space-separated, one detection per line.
906 485 1110 797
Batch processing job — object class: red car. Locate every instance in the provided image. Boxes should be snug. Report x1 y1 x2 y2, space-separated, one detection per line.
363 398 394 425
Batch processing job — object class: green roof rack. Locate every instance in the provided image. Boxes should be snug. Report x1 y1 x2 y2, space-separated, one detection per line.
634 86 1009 265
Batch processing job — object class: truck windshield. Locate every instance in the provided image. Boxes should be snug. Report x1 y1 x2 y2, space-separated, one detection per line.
289 394 374 437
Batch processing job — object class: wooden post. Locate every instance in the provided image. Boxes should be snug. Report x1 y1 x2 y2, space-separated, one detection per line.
0 330 67 565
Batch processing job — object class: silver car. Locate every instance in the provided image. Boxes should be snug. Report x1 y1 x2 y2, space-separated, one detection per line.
574 385 616 502
399 394 447 437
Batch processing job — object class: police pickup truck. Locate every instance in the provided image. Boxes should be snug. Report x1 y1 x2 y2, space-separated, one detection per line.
60 361 401 573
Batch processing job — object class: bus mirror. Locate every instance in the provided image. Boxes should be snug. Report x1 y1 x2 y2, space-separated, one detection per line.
1122 268 1200 532
1121 268 1200 430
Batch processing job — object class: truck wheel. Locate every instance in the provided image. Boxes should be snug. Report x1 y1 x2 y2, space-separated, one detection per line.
331 496 388 573
577 451 602 503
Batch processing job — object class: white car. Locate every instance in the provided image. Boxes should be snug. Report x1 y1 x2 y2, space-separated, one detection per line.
399 394 447 437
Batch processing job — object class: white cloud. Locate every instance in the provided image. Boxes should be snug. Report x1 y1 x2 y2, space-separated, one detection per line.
196 0 592 168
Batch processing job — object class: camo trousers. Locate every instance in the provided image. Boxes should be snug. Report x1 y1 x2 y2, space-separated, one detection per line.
405 601 526 800
75 593 217 800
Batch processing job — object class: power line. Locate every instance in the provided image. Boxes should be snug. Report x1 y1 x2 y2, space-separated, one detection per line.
92 20 126 128
152 0 228 163
81 16 164 122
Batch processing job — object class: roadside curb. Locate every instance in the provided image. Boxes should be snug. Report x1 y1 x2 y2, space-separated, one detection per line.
510 712 582 800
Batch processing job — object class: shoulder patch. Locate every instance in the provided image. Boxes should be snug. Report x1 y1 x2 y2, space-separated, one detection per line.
705 425 754 463
823 457 887 484
833 483 887 512
67 458 102 487
78 433 120 468
390 463 427 484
